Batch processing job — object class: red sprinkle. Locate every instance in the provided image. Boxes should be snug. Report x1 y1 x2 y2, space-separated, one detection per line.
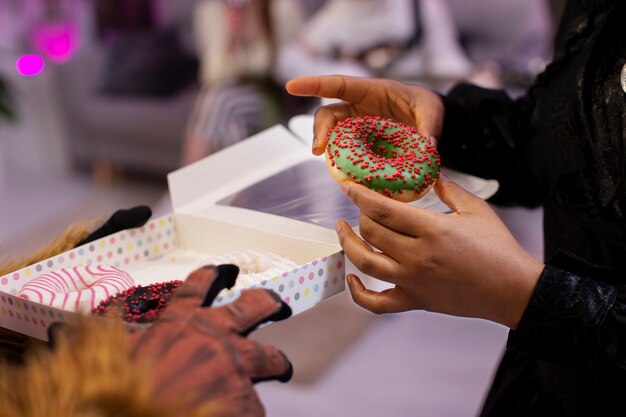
326 116 440 199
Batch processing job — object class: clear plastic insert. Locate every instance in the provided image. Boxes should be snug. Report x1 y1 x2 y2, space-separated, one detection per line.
217 159 357 230
216 159 460 229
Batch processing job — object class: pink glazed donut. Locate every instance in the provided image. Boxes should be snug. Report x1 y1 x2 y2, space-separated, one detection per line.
17 265 135 313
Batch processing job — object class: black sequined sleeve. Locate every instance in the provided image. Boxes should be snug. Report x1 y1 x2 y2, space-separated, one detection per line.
438 83 541 207
508 250 626 371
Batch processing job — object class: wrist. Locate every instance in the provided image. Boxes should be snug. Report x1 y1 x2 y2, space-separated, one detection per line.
504 258 544 330
481 252 544 329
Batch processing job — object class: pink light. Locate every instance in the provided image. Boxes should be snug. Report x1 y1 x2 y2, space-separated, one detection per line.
31 21 78 63
16 54 45 77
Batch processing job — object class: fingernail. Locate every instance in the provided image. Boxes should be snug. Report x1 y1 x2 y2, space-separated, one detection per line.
346 274 353 286
312 137 318 152
340 182 350 194
335 221 342 233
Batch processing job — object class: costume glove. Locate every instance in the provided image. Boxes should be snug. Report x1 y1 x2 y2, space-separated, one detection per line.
129 264 293 417
76 205 152 247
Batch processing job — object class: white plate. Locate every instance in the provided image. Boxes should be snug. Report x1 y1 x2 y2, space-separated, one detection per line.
287 114 499 211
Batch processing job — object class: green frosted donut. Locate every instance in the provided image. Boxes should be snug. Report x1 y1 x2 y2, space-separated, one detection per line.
325 116 440 201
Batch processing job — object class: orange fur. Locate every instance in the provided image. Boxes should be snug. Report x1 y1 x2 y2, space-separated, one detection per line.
0 223 96 277
0 223 228 416
0 318 223 417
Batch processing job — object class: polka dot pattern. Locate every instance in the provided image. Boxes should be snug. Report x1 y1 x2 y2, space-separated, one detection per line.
1 215 176 293
0 292 64 339
214 251 345 316
0 213 345 339
0 215 177 339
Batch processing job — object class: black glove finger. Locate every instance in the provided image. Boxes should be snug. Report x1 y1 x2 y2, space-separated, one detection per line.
252 351 294 384
242 289 292 336
76 205 152 247
47 321 69 349
235 338 294 384
161 264 239 319
200 264 240 307
207 288 292 336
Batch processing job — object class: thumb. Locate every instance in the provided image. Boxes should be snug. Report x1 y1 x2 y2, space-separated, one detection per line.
434 174 487 213
412 89 444 138
415 117 442 140
347 274 416 314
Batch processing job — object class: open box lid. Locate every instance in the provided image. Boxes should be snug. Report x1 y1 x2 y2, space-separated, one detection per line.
168 125 339 245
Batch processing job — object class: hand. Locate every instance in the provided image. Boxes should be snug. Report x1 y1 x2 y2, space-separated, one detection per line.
336 176 544 329
285 75 444 155
76 205 152 247
130 265 293 417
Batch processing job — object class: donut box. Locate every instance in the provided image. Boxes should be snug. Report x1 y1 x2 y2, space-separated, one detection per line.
0 125 346 340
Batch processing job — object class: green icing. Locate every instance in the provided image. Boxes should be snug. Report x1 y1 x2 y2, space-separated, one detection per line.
327 118 440 195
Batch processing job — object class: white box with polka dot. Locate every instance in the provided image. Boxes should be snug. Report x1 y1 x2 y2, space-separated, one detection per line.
0 125 345 340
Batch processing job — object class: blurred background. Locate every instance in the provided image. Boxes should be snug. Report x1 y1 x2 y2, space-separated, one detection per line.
1 0 563 416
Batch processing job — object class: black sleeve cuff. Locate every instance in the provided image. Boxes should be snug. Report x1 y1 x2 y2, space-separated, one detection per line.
507 261 617 366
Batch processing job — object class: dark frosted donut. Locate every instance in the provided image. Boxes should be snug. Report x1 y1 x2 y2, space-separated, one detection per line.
91 280 183 324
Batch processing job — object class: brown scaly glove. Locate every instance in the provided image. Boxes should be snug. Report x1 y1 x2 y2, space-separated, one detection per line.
129 264 293 417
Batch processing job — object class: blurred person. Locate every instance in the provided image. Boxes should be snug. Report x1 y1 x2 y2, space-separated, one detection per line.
181 0 321 166
283 0 474 83
180 0 270 164
382 0 554 88
286 0 626 415
445 0 553 83
181 0 473 166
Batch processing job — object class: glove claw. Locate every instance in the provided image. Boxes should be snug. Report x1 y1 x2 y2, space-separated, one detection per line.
201 264 240 307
